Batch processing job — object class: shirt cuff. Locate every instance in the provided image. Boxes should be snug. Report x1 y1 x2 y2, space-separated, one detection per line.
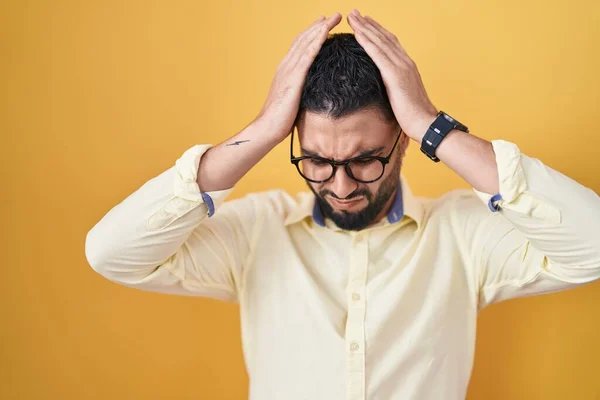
473 140 527 211
174 144 234 216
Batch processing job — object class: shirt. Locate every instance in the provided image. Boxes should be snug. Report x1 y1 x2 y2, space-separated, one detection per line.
85 140 600 400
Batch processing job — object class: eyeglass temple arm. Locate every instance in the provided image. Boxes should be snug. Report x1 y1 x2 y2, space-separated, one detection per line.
289 127 295 158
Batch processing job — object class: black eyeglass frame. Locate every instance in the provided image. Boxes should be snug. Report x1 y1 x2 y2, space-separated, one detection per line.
290 128 403 184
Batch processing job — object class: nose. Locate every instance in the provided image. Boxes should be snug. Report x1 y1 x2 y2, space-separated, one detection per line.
328 165 358 200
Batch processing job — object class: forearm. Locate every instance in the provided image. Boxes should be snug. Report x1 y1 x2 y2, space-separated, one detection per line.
485 142 600 269
411 115 600 270
409 115 500 194
196 14 344 192
86 150 255 299
86 166 215 281
196 118 285 192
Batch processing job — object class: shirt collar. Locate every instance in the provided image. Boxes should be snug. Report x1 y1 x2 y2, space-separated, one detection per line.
283 175 424 229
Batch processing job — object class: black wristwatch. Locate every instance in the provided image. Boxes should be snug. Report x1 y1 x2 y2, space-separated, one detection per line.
420 111 469 162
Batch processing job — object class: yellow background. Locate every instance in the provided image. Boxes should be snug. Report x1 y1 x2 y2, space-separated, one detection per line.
2 0 599 398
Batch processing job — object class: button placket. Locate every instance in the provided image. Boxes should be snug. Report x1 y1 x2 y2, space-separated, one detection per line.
345 232 370 400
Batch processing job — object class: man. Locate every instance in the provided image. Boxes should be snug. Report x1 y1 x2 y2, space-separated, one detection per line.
85 10 600 400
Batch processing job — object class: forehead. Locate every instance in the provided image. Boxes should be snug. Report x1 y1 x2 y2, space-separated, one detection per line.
297 109 396 159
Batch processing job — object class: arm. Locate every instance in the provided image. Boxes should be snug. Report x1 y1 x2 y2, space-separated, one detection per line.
84 144 258 301
85 14 342 300
346 10 500 195
417 120 600 307
410 126 500 195
197 13 342 192
347 9 600 307
451 142 600 308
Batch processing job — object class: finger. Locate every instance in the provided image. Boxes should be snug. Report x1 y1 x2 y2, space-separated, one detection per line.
290 13 340 58
347 13 398 65
363 16 396 43
295 25 330 70
288 16 327 55
350 13 403 62
324 12 342 31
359 15 405 63
291 21 329 68
352 28 394 69
364 15 407 54
291 12 339 53
290 13 341 66
349 10 395 46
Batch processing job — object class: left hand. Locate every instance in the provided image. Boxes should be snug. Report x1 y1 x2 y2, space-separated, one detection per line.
347 9 437 141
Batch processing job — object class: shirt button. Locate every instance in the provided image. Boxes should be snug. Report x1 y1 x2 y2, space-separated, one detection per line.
352 293 361 301
350 342 360 351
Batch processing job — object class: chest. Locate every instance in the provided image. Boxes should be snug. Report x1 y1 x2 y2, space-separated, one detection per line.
240 215 478 399
242 220 476 337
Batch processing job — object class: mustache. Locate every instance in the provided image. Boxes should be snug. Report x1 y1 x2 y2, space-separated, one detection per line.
319 188 372 201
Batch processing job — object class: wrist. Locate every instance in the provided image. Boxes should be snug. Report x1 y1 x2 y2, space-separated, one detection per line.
252 114 293 146
405 112 437 143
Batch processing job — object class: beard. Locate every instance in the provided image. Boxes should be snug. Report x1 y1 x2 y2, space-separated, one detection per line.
307 161 401 231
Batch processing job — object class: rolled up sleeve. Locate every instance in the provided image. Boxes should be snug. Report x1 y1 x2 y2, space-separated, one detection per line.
146 145 233 231
457 140 600 308
85 144 260 302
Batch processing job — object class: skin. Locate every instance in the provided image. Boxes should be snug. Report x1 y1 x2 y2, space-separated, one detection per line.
345 10 499 195
297 110 409 230
197 11 499 230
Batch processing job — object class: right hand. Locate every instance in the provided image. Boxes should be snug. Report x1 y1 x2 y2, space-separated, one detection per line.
255 13 343 142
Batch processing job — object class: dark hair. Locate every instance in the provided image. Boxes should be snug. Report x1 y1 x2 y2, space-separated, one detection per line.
298 33 396 124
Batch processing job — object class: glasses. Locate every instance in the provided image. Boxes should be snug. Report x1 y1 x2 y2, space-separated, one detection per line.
290 127 403 184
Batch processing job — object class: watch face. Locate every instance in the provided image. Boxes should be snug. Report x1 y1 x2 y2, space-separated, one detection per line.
442 112 456 124
441 111 468 132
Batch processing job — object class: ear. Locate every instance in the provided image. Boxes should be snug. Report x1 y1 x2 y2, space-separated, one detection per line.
294 110 305 131
399 129 410 157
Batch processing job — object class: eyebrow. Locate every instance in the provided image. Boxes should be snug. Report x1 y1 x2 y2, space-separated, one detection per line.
300 146 386 159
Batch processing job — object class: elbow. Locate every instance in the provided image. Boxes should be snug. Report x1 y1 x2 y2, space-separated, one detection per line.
84 226 114 279
547 259 600 285
84 224 156 287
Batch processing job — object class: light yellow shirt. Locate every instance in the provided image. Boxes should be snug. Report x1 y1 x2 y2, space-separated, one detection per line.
85 140 600 400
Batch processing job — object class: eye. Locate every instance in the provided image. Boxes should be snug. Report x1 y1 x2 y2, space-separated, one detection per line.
307 158 329 166
352 158 377 165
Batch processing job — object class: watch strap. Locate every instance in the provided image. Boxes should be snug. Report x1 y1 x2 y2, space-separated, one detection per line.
420 111 469 162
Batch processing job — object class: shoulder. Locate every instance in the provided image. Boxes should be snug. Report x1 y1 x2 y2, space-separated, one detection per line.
223 189 313 223
420 188 495 229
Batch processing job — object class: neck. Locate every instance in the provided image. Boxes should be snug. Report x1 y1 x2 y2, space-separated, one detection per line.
367 186 399 228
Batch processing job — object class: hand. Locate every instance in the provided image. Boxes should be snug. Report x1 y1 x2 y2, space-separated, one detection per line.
347 9 438 141
255 13 342 143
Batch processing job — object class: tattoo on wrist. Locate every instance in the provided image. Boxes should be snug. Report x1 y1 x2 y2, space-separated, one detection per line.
226 140 250 146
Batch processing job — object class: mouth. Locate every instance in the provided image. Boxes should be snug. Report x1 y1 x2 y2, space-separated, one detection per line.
328 196 364 210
